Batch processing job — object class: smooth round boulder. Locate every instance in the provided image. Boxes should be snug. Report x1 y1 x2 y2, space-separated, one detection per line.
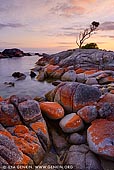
61 70 77 82
40 102 64 119
77 105 98 123
87 119 114 160
54 82 101 113
59 113 84 133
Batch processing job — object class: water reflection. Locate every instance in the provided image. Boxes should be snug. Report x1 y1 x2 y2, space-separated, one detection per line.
0 56 54 98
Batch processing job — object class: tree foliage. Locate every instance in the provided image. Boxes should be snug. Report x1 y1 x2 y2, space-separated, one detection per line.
76 21 99 48
81 43 99 49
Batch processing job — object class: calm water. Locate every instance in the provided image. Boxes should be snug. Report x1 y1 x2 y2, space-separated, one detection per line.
0 56 54 98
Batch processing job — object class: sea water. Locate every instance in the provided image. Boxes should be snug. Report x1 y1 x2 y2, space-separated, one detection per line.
0 55 54 98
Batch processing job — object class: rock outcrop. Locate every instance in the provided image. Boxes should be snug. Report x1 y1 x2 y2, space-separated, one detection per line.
0 95 50 167
2 48 24 58
1 48 114 169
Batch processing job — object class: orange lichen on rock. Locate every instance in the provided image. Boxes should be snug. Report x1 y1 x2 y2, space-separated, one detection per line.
45 64 59 75
87 119 114 159
77 106 97 123
14 125 29 135
65 115 82 128
31 122 47 134
59 113 84 133
73 101 97 112
13 125 39 143
0 130 13 140
54 83 75 113
110 90 114 94
0 104 22 126
13 136 39 154
98 93 114 104
106 76 114 82
40 102 64 119
16 153 33 165
84 69 97 75
0 96 3 102
75 68 85 74
52 68 65 78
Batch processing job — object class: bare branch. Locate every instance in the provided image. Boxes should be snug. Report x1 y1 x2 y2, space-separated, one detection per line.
76 21 99 48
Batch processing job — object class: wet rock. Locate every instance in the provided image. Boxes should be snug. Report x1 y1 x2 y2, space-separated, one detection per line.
34 96 46 102
30 71 36 78
61 70 77 82
2 48 24 58
40 102 64 119
31 65 43 72
0 103 22 126
63 144 103 170
4 82 15 87
87 119 114 160
59 113 84 133
68 132 86 145
12 72 26 80
45 89 55 102
18 100 42 124
54 82 101 113
36 70 45 81
52 80 62 86
77 105 98 123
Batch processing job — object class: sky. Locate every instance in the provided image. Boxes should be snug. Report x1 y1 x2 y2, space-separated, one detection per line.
0 0 114 53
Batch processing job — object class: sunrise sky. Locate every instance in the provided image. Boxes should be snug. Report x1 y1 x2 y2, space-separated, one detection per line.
0 0 114 53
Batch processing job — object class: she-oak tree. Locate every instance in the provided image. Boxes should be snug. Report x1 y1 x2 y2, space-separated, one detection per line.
76 21 99 48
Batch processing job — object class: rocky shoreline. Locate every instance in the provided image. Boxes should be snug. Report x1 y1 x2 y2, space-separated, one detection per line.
0 48 114 169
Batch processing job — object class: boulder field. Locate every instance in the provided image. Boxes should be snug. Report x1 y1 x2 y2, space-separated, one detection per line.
0 82 114 169
0 48 114 169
